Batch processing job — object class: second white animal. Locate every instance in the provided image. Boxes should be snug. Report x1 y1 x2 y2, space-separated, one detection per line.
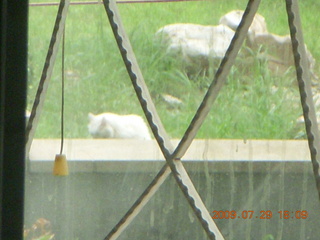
88 112 151 140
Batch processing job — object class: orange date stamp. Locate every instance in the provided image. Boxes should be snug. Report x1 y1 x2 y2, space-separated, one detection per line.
211 210 308 220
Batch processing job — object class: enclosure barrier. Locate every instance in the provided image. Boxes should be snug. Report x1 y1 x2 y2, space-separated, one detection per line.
25 0 320 239
25 139 320 239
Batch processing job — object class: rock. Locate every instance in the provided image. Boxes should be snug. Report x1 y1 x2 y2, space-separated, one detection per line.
161 94 183 108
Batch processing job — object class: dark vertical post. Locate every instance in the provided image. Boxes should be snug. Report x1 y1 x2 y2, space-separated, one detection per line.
0 0 28 239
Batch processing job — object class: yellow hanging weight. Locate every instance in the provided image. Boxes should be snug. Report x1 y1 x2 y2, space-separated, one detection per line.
53 154 69 176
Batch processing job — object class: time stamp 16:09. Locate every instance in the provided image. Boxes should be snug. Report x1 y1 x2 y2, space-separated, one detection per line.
211 210 309 220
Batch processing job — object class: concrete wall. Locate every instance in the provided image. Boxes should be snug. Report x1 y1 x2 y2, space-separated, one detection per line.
24 139 320 240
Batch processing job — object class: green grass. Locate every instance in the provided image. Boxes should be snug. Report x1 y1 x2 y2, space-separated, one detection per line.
27 0 319 139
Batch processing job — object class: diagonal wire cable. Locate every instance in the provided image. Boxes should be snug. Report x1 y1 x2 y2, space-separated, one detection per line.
103 0 224 238
172 0 261 160
166 2 261 236
285 0 320 200
103 0 261 239
103 165 171 240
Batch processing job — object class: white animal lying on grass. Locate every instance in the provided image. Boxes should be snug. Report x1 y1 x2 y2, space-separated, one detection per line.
88 112 151 140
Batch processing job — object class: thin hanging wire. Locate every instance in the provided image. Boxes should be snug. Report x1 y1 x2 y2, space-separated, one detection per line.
25 0 70 154
60 29 65 155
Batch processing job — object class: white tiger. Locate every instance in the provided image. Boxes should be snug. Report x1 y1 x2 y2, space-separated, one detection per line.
88 112 151 140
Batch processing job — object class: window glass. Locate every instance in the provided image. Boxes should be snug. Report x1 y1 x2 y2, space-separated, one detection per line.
26 0 320 239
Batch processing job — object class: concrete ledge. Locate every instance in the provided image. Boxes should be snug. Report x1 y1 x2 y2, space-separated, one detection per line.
28 139 312 173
